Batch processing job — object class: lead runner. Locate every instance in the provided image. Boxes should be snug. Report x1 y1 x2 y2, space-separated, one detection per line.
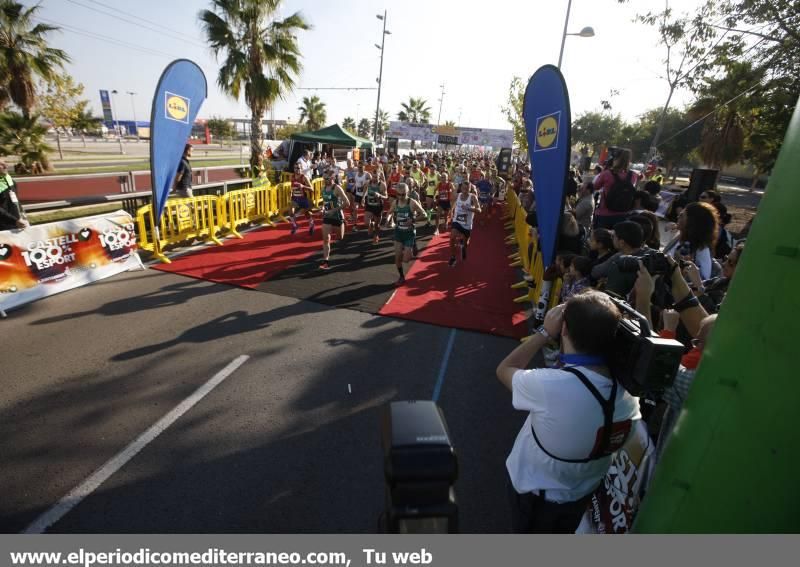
387 182 427 286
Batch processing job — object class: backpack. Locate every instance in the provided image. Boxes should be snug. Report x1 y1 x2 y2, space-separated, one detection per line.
605 171 636 212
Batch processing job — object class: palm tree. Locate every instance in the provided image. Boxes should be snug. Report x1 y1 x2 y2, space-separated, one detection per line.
371 110 389 143
70 102 103 148
397 97 431 123
0 1 70 117
298 95 326 130
0 111 52 172
443 120 456 128
199 0 311 172
690 61 762 169
342 116 356 133
357 118 371 138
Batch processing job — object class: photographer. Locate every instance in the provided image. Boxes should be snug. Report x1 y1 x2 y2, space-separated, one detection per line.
496 292 641 533
595 221 647 296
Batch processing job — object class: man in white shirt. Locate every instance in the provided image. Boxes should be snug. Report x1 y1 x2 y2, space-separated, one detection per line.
295 150 312 178
496 291 641 533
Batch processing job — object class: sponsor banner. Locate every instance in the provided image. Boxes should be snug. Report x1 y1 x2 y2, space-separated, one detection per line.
150 59 208 224
387 122 513 148
0 211 141 312
523 65 572 268
99 89 114 123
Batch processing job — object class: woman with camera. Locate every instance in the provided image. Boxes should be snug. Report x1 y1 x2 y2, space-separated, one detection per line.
592 149 639 230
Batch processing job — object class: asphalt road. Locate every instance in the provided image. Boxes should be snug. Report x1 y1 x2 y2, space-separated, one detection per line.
0 267 523 533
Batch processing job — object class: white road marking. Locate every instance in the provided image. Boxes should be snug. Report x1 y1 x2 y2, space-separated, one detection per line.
22 355 251 534
347 383 352 394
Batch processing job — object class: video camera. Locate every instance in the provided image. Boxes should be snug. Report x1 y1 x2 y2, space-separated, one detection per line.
615 250 672 277
605 294 684 396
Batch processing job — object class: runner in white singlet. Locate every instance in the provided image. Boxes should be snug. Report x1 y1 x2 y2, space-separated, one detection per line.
449 182 481 267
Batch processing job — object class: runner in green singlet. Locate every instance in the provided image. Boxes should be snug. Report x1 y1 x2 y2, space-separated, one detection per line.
361 169 388 244
319 170 351 270
387 182 426 285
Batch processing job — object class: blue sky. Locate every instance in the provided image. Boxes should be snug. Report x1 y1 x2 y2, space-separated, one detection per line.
34 0 705 130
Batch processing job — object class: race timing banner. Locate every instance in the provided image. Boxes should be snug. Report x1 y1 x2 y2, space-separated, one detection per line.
149 59 207 223
0 211 141 312
386 122 513 148
523 64 572 269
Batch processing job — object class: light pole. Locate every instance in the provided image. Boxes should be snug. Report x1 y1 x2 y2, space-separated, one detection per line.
436 83 445 149
373 10 391 145
110 89 125 155
557 0 594 69
126 91 139 141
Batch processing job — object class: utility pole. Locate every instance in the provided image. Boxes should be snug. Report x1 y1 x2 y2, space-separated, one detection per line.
373 10 391 145
110 89 124 155
126 91 138 141
436 83 445 125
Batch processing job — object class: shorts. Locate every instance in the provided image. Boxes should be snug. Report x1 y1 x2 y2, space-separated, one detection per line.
354 192 366 202
479 194 492 205
437 201 451 211
394 229 416 248
366 204 383 217
323 216 343 227
292 196 311 210
452 222 471 239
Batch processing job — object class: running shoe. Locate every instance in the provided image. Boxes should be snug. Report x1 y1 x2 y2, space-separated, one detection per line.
448 257 456 267
309 220 315 235
433 229 439 236
319 260 330 270
290 221 297 235
373 235 380 244
395 276 406 286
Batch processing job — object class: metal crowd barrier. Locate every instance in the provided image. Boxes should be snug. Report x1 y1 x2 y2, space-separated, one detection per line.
136 177 323 263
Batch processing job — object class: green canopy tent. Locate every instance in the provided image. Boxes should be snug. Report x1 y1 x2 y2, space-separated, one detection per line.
291 123 374 149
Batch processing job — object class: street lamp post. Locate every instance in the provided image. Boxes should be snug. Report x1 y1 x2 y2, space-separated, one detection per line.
110 89 125 155
126 91 139 141
558 0 595 69
373 11 391 146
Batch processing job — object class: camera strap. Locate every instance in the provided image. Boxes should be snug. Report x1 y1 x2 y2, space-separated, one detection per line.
530 367 617 464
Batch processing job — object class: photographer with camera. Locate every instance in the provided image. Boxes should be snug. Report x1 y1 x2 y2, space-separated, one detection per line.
496 292 641 533
593 148 639 229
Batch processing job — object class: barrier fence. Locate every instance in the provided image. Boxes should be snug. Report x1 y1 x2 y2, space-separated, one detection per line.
503 189 562 342
136 176 322 263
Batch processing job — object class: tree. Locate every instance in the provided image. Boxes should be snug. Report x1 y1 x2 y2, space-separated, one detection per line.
207 116 235 146
298 95 326 130
620 0 725 155
357 118 371 138
70 102 102 147
443 120 456 128
622 107 703 178
501 76 526 152
274 123 305 139
199 0 311 172
571 112 624 157
397 97 431 123
39 75 88 160
0 0 70 117
690 60 763 169
371 110 389 143
0 111 51 172
342 116 356 133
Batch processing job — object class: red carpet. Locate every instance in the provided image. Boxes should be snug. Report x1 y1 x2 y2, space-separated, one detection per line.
152 217 321 289
378 212 529 339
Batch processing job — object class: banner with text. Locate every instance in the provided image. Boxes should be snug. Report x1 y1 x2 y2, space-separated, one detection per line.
386 122 513 148
150 59 208 223
0 211 141 312
523 64 572 268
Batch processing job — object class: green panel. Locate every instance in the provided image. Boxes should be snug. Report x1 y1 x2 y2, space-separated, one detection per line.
634 96 800 533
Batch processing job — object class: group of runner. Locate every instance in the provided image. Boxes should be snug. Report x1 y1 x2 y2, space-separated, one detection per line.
287 152 506 284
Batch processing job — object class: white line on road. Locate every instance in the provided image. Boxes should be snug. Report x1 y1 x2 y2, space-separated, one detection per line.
22 354 251 534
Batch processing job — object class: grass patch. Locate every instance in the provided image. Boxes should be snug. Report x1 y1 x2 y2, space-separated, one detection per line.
18 158 247 176
28 203 125 225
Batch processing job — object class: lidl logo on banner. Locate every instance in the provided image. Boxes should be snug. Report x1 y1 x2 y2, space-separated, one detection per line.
165 92 190 123
534 112 560 152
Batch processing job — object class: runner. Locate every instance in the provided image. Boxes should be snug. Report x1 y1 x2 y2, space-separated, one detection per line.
475 171 495 224
388 182 427 285
469 162 484 184
351 162 371 230
289 164 315 235
320 171 350 271
449 181 481 267
424 163 439 226
362 169 388 244
344 158 357 198
434 172 455 236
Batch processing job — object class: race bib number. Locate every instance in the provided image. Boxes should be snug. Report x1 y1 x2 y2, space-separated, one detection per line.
456 213 467 223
